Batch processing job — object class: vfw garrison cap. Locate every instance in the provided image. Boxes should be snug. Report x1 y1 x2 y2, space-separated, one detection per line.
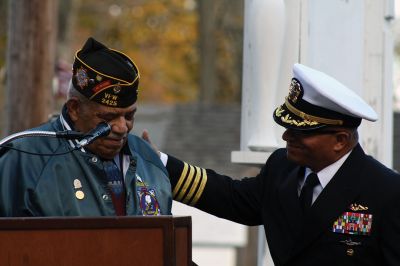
273 63 378 130
72 37 140 108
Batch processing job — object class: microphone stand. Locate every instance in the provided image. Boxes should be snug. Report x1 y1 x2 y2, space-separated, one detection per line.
0 122 109 154
0 130 83 147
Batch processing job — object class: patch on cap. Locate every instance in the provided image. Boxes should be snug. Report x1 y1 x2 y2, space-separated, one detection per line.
273 64 378 130
72 37 140 108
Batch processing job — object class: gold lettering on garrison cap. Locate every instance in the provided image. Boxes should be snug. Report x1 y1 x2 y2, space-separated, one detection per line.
100 93 118 106
72 37 140 108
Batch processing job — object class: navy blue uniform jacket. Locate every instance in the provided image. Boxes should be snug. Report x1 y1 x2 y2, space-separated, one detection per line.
167 144 400 265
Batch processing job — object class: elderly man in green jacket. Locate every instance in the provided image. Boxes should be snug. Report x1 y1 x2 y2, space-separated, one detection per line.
0 37 172 217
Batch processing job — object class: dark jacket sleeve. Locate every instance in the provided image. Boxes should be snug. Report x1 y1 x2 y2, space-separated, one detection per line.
0 147 43 216
166 153 277 226
379 179 400 265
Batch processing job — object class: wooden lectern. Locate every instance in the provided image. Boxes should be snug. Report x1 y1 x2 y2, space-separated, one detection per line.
0 216 191 266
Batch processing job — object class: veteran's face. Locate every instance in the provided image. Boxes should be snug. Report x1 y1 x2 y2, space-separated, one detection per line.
68 99 136 160
282 128 351 172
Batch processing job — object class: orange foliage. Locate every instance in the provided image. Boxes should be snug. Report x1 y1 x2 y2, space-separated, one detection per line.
72 0 199 103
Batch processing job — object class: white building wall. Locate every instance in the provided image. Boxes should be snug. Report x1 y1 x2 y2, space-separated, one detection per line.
234 0 394 166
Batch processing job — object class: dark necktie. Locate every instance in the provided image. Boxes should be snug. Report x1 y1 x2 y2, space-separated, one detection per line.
299 173 320 212
103 160 126 216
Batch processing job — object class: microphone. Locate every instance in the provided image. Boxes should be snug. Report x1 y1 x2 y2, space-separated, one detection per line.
76 122 111 148
56 130 84 140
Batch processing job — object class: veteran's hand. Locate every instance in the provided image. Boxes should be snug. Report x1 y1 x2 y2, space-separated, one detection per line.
141 129 161 157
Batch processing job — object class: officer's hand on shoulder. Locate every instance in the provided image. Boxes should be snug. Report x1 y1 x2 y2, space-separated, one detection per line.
141 129 161 157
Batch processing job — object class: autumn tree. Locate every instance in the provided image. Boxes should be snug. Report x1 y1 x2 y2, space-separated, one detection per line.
61 0 243 104
6 0 58 133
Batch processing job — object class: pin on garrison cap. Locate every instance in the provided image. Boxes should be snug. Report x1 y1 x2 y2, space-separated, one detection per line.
72 37 140 108
273 63 378 130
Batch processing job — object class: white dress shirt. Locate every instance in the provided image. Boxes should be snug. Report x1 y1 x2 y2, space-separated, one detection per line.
298 151 352 204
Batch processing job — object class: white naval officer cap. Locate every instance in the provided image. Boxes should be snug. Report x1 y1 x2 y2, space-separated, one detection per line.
273 63 378 130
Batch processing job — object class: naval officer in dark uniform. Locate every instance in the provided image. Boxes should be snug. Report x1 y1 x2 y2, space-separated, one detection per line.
0 37 172 217
151 64 400 265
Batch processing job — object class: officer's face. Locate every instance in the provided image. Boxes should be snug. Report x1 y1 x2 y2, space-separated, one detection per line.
68 99 136 160
282 128 350 172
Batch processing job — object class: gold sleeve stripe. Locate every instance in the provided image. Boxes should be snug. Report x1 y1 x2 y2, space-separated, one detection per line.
190 168 208 206
172 162 189 198
182 166 202 204
175 165 195 201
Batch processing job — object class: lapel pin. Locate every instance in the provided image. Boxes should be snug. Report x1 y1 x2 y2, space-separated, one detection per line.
74 179 82 189
75 190 85 200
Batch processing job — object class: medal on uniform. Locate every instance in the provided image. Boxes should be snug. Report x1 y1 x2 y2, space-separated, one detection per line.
74 179 84 200
333 211 373 235
75 190 85 200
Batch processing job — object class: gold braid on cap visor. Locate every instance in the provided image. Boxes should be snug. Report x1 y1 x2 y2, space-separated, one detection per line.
283 98 344 126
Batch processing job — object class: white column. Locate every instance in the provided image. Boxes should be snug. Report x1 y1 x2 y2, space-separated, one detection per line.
241 0 285 152
360 0 394 167
302 0 394 167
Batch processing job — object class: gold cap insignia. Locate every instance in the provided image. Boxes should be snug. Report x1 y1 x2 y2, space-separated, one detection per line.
288 79 302 103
